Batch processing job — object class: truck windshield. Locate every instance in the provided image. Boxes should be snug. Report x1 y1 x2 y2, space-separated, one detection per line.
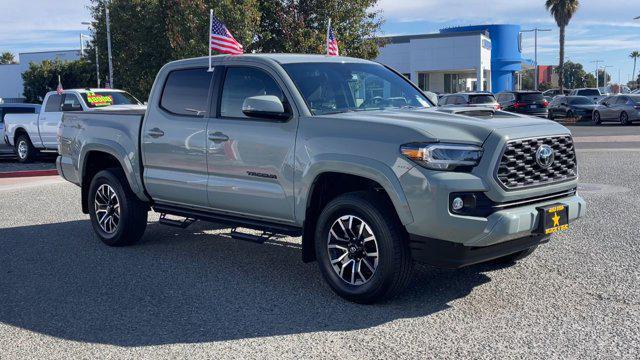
282 62 431 115
80 91 141 108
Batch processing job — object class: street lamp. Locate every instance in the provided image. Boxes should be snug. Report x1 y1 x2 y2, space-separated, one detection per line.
591 60 603 88
81 22 100 88
521 28 551 91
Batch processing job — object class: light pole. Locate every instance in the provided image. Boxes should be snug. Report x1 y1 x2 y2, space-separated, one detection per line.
591 60 603 88
521 28 551 91
105 5 114 88
81 22 100 88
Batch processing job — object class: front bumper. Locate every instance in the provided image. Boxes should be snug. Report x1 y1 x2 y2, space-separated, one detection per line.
410 234 549 269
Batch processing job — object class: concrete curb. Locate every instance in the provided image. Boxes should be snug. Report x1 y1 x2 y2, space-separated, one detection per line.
0 169 59 178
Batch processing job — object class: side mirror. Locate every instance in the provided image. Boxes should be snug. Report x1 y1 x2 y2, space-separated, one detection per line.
242 95 290 120
61 103 82 112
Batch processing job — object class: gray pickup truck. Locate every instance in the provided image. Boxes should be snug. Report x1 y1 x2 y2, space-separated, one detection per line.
58 54 585 303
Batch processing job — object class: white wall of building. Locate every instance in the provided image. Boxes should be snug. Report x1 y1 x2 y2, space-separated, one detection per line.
376 32 492 93
0 50 80 101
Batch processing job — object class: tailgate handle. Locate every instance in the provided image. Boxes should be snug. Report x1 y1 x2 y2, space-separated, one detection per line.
208 131 229 143
147 127 165 138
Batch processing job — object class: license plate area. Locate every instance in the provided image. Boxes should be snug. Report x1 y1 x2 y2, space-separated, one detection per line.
537 203 569 235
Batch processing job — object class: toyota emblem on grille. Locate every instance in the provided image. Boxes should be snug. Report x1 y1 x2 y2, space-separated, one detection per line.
535 145 555 168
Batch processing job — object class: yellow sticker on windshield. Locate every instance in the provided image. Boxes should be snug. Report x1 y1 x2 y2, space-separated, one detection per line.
87 94 113 107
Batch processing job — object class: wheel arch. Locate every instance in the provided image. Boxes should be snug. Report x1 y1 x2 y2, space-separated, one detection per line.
79 143 148 213
299 159 414 263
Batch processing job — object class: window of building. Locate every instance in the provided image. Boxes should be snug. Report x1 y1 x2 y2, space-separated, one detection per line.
417 73 430 91
220 67 285 119
160 68 212 117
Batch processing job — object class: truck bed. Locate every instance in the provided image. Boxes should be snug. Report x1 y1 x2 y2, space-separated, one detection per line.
57 108 148 201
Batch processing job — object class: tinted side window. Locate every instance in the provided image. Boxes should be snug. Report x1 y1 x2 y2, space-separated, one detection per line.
220 67 284 119
45 95 62 112
61 94 82 111
160 68 212 117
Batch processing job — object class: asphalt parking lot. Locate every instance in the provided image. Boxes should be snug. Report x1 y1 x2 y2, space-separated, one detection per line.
0 125 639 358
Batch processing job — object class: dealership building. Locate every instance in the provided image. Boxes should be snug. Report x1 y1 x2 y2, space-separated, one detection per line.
376 24 526 94
0 49 80 103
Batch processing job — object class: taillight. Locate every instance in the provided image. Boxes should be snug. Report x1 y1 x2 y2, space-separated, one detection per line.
494 104 501 110
542 100 549 108
513 102 526 109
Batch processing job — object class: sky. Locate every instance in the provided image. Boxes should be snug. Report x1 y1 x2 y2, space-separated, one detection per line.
0 0 638 83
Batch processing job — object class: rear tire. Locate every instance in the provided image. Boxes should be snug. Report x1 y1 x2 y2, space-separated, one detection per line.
620 112 631 125
88 168 148 246
15 134 37 163
492 246 537 264
593 111 601 125
314 191 413 303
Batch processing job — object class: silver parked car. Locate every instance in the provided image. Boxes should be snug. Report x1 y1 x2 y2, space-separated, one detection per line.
438 92 500 109
592 95 640 125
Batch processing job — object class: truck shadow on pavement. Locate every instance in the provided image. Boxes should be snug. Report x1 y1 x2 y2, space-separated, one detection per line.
0 219 498 346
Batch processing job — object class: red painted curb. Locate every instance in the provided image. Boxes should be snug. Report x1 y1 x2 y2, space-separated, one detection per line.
0 169 59 179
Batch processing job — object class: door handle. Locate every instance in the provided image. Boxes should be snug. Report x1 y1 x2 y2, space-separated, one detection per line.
208 131 229 143
147 127 165 138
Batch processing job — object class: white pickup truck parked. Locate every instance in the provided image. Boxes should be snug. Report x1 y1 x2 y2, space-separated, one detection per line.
3 88 144 162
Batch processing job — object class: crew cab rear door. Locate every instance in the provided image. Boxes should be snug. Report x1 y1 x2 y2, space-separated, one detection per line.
205 64 298 222
141 67 214 207
38 93 63 148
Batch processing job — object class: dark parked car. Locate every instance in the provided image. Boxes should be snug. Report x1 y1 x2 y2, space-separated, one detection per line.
592 95 640 125
547 96 596 120
495 91 549 117
438 92 500 109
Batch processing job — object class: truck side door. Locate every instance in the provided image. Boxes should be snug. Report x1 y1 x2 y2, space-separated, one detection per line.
141 67 214 207
38 93 63 148
205 65 298 222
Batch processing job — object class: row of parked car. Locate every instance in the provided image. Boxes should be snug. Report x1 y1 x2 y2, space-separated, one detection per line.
436 88 640 125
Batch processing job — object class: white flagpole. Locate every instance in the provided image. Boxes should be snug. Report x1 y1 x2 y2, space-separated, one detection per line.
326 18 331 56
208 9 213 72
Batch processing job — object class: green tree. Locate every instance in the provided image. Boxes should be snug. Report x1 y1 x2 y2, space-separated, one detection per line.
554 61 592 89
630 50 640 89
86 0 382 100
545 0 580 91
253 0 383 59
87 0 261 100
22 59 96 103
0 52 17 64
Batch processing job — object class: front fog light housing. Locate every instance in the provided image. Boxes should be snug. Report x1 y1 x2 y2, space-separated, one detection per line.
401 143 483 171
452 197 464 211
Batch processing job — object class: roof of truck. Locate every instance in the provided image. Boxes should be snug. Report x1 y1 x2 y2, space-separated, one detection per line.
168 53 375 67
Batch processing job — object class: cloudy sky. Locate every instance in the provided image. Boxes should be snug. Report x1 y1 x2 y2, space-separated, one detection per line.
1 0 638 83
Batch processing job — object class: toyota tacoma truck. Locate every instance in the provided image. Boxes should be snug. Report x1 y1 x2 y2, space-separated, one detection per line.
57 54 585 303
4 88 144 162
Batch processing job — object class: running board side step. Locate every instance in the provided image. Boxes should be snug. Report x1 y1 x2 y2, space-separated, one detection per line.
229 229 276 244
159 213 196 229
153 203 302 237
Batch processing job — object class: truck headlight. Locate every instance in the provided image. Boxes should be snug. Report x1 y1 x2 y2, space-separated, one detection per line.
400 143 483 171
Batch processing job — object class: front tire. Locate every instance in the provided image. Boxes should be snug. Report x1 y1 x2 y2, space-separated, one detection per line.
314 191 413 303
88 168 148 246
15 134 37 163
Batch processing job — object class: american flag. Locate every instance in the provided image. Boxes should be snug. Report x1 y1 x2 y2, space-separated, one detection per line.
56 75 63 95
210 13 243 55
326 19 339 56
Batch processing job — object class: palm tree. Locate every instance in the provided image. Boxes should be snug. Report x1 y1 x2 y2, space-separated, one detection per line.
631 51 640 89
545 0 580 91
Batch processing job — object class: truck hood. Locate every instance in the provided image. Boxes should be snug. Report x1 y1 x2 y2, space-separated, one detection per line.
319 108 569 144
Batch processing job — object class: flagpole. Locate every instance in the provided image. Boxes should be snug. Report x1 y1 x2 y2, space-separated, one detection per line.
326 18 331 56
208 9 213 72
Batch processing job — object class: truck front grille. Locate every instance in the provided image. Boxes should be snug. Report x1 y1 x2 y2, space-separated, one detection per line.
496 135 577 190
